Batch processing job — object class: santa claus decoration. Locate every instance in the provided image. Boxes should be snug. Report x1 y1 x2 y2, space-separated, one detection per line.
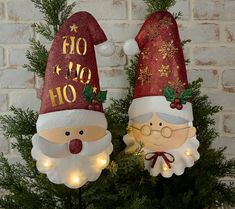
31 11 115 189
123 11 200 177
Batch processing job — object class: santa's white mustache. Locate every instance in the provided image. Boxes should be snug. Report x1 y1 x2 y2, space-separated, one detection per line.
33 131 112 158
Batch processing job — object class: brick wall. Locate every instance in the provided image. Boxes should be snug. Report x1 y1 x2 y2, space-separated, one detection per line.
0 0 234 189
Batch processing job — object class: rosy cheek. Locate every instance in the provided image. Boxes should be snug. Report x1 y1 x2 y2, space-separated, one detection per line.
174 130 188 141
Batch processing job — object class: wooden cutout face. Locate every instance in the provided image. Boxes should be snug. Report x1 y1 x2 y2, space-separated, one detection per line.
39 126 106 144
130 113 196 151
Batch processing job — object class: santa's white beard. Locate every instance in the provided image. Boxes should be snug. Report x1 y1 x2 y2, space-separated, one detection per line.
144 136 200 177
31 131 113 189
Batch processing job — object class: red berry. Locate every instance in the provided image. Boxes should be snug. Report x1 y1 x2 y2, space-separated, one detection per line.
88 104 94 110
174 98 181 104
94 104 102 111
170 102 176 109
92 99 98 104
176 104 183 110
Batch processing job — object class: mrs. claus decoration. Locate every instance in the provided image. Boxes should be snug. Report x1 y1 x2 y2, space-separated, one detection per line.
31 12 115 189
123 11 200 177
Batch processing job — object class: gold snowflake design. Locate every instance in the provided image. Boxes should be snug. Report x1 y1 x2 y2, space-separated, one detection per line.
168 76 186 93
159 17 173 29
144 24 159 41
141 48 150 59
158 41 178 59
138 66 152 86
159 65 171 77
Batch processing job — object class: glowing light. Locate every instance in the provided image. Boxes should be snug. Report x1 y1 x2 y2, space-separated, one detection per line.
68 173 82 187
42 160 53 169
162 164 169 172
185 150 192 156
96 154 108 169
72 176 80 184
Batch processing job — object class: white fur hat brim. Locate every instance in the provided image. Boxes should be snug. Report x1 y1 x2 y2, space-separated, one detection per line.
37 109 107 132
129 96 193 122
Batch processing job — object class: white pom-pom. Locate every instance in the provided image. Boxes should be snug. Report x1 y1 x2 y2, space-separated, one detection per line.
96 40 115 57
123 39 140 56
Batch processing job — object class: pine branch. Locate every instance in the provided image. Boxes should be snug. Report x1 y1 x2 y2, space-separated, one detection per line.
0 106 37 138
173 11 183 19
24 38 48 78
125 56 138 92
31 0 76 34
25 0 75 78
32 23 54 41
143 0 176 15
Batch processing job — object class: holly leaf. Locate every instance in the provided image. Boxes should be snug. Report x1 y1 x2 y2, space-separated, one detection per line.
97 91 107 103
164 86 176 102
83 84 94 103
179 88 192 104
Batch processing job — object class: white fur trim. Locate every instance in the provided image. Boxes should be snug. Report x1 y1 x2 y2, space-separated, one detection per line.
123 39 140 55
96 40 115 57
37 109 107 132
129 96 193 122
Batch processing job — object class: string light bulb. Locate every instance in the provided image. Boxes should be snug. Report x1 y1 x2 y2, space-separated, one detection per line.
162 164 169 172
42 160 53 169
185 150 192 156
68 173 82 187
96 154 108 169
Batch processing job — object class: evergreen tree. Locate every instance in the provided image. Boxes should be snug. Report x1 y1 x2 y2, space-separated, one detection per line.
0 0 234 209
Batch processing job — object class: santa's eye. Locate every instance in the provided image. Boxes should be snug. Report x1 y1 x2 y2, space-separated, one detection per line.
159 122 163 126
65 131 70 136
79 130 84 135
150 122 153 126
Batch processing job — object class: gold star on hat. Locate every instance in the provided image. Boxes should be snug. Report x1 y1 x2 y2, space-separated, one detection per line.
70 24 78 32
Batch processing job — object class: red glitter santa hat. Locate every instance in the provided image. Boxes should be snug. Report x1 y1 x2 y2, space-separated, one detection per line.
37 11 115 133
124 11 193 122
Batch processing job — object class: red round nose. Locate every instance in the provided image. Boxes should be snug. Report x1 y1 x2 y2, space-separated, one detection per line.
69 139 83 154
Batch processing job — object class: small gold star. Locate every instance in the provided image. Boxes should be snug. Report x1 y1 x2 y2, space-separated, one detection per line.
54 65 62 75
159 65 171 77
93 86 97 93
158 41 178 59
70 24 78 32
138 66 152 86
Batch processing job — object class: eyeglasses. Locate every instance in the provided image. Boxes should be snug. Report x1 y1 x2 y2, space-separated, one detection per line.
129 125 190 138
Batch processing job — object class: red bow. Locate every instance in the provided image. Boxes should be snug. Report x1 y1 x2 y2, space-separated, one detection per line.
145 152 175 169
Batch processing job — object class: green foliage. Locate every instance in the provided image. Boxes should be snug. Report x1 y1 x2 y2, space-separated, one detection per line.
0 0 234 209
163 86 192 104
164 86 176 102
24 38 48 78
24 0 75 78
143 0 176 15
31 0 76 36
125 56 138 92
83 84 94 103
173 11 183 19
97 91 107 103
83 84 107 103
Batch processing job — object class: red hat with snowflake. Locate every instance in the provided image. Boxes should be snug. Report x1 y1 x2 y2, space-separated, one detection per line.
124 11 193 122
37 11 115 133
